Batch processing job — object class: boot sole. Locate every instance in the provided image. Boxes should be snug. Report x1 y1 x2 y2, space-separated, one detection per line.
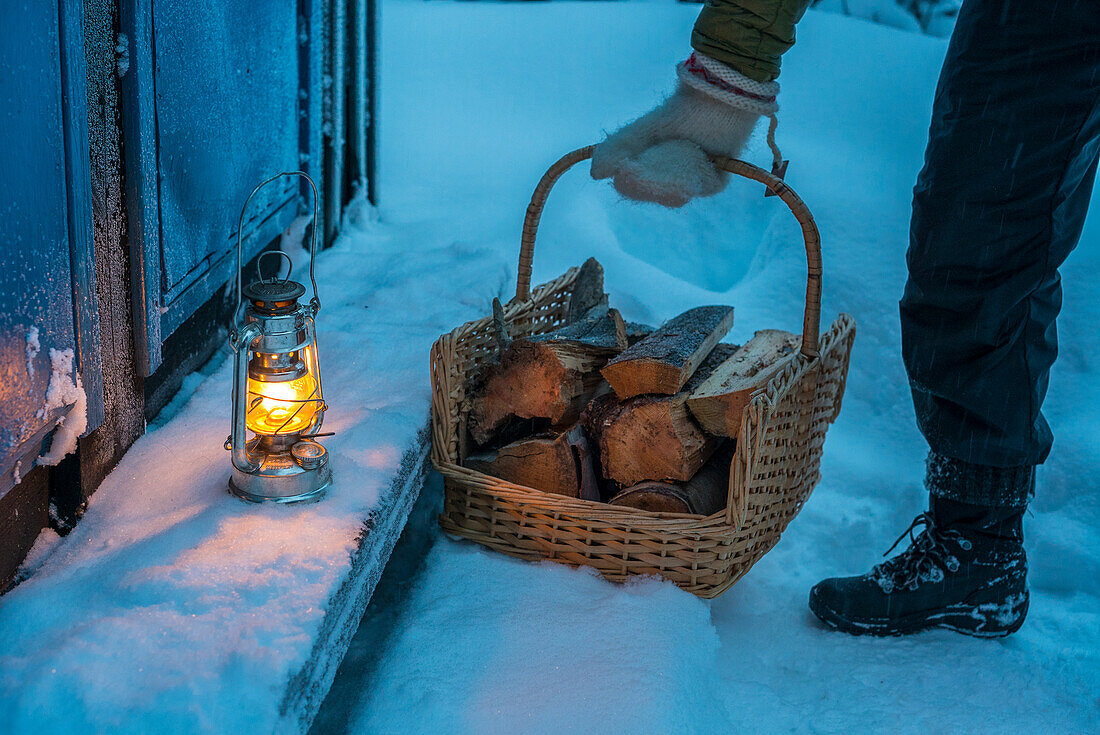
809 587 1029 638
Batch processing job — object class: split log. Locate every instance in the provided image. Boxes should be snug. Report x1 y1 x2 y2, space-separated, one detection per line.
490 297 511 356
583 344 738 487
464 424 599 499
601 306 735 398
608 445 733 516
468 307 627 445
624 322 654 346
568 425 603 502
565 257 608 323
470 416 552 453
525 305 626 350
687 329 800 437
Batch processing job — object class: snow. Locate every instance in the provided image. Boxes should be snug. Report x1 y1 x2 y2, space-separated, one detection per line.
25 325 40 379
15 528 63 579
329 2 1098 733
36 348 88 466
813 0 962 37
0 206 495 729
815 0 923 33
279 213 316 278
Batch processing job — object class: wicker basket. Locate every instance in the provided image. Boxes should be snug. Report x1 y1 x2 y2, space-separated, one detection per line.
430 146 855 598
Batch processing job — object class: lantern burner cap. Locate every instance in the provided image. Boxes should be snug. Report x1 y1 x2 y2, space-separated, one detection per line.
291 440 328 470
243 279 306 309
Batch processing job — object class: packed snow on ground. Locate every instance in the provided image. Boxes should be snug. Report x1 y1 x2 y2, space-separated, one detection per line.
327 2 1098 733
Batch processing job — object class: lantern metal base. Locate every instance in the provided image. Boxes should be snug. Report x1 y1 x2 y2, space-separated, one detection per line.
228 446 332 504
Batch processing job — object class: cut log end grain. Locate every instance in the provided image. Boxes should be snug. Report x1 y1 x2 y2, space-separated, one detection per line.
582 392 718 486
687 329 801 437
601 305 734 398
468 341 601 444
608 485 692 514
464 424 598 499
609 445 734 516
468 307 626 446
582 343 738 487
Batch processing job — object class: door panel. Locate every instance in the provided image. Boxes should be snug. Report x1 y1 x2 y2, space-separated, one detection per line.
123 0 303 374
0 0 101 485
153 0 299 297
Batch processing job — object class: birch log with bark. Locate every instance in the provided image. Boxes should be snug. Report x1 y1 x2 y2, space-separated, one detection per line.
686 330 800 437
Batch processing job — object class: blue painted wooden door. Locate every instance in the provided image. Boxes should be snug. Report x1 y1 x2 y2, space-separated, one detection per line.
122 0 306 375
0 0 102 486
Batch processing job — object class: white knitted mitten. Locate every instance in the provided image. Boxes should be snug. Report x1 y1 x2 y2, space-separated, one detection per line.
592 52 779 208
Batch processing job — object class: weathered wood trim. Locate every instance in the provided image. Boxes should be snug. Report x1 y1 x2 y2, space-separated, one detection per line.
58 0 106 432
364 0 379 204
78 0 147 495
0 467 49 591
346 0 368 196
117 0 163 375
299 0 327 242
322 0 347 247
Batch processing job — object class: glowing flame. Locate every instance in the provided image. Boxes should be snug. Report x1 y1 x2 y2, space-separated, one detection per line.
246 372 320 435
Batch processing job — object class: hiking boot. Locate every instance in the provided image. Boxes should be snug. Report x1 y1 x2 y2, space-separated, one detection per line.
809 496 1029 637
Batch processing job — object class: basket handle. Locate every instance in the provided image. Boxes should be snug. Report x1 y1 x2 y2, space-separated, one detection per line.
514 146 822 358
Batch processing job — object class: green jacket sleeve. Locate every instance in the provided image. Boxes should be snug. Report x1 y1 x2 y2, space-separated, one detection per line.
691 0 812 83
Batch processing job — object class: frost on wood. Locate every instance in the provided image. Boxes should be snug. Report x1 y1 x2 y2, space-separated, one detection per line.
115 33 129 77
36 348 88 466
601 306 734 398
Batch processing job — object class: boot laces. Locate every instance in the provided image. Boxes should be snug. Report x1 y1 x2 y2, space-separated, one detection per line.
872 512 971 593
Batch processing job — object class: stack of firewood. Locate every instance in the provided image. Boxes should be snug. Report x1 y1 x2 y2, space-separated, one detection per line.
462 258 799 516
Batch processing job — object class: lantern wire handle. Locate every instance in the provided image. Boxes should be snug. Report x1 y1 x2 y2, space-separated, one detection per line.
235 171 321 326
255 250 295 285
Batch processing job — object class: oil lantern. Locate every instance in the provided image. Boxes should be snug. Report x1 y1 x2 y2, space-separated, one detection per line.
226 172 332 503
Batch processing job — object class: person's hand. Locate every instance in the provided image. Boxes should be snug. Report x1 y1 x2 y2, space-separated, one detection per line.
592 52 779 208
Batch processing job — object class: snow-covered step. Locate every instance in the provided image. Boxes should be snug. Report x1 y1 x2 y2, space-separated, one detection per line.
280 438 430 731
0 198 502 733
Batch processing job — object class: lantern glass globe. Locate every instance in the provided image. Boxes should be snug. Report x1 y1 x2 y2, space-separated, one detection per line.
245 369 320 435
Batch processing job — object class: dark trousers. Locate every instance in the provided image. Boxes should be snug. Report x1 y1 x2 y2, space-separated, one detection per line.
902 0 1100 507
